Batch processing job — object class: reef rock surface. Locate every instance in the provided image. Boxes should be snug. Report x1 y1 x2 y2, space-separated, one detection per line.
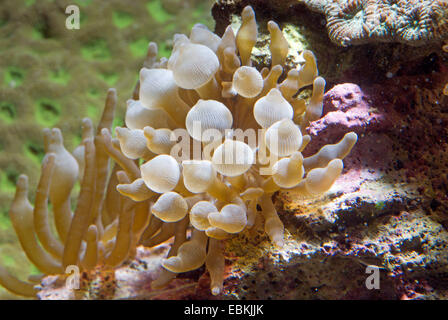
223 75 448 300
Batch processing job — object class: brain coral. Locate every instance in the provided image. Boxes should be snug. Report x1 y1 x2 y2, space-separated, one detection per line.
0 5 357 298
303 0 448 46
216 0 447 47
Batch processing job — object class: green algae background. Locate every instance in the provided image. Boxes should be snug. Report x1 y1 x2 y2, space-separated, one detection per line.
0 0 215 299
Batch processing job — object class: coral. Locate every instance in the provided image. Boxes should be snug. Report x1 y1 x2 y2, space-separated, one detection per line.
0 5 357 298
213 0 448 47
305 0 448 46
211 0 448 98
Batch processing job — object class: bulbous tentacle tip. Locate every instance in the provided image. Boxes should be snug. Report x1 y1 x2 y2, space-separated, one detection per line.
43 152 56 165
267 20 276 30
139 67 150 81
313 76 326 91
346 131 358 143
242 5 255 20
114 127 127 138
81 117 92 126
301 49 310 57
161 258 176 272
147 42 158 55
100 127 110 137
211 286 222 296
143 126 156 139
42 127 51 135
49 128 63 145
16 174 29 192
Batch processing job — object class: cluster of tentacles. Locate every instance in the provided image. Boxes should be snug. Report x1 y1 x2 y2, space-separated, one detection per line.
0 6 358 298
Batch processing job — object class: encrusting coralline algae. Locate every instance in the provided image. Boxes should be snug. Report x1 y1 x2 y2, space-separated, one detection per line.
0 6 357 298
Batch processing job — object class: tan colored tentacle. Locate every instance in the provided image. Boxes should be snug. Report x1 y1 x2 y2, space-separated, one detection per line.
128 200 152 259
0 265 38 298
63 138 96 268
9 175 62 275
89 89 117 228
81 225 99 271
142 222 176 248
139 215 163 244
101 164 122 226
33 153 64 260
101 128 140 181
151 216 189 289
104 171 136 268
236 6 258 66
206 238 225 296
260 194 284 247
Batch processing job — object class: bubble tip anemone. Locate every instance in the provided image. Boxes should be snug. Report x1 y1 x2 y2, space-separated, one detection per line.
0 5 358 298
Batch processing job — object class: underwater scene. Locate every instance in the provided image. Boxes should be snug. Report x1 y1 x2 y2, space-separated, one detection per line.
0 0 446 300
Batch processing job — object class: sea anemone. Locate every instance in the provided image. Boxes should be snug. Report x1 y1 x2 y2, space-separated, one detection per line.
0 5 357 298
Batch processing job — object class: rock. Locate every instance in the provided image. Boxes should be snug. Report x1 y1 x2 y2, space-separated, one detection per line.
37 245 217 300
213 0 448 47
226 68 448 299
212 0 447 85
304 82 397 171
225 207 448 300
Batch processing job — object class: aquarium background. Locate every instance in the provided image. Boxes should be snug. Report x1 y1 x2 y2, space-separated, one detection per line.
0 0 215 299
